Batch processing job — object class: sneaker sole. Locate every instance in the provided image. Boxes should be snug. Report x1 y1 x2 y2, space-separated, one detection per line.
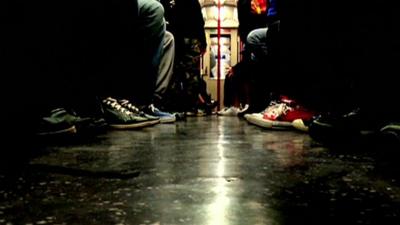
160 117 176 123
145 119 161 126
380 124 400 132
109 120 159 129
36 125 77 136
217 112 238 116
186 113 207 117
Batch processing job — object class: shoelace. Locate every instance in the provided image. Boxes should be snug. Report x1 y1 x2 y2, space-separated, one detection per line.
119 100 140 113
104 100 132 115
264 102 293 120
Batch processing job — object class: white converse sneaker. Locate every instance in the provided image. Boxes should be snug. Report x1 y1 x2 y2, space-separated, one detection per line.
217 106 240 116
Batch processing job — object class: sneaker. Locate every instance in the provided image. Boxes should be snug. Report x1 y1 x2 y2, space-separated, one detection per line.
381 123 400 134
73 115 109 135
380 123 400 150
244 112 292 129
102 97 157 129
238 104 250 114
263 98 315 128
118 99 160 124
203 100 218 115
142 104 176 123
308 108 381 146
217 107 228 116
245 101 292 129
217 107 240 116
36 108 78 136
292 118 312 132
186 108 207 117
172 111 187 121
51 108 109 134
281 105 315 122
37 108 110 137
263 101 291 121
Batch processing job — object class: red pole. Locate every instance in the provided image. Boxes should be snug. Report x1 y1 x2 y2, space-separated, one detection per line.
217 0 221 111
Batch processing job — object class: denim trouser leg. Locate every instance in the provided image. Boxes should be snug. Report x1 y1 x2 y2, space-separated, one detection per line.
136 0 166 105
154 31 175 103
245 28 268 63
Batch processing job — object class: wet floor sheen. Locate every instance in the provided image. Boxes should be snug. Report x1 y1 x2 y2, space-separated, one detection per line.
1 116 400 225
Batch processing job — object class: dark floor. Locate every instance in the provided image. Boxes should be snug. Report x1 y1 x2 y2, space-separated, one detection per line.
1 116 400 225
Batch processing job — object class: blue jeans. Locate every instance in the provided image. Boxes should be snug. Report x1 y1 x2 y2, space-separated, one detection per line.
245 27 268 62
136 0 166 105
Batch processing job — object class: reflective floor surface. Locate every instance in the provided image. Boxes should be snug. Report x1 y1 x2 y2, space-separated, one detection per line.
1 116 400 225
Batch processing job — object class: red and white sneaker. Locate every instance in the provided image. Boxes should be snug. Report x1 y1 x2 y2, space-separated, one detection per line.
246 96 316 130
261 101 293 129
245 100 291 129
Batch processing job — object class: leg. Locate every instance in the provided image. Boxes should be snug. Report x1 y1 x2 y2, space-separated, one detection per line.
245 27 268 62
246 27 274 112
154 31 175 105
135 0 166 105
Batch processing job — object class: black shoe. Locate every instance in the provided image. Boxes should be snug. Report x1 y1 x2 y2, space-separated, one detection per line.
380 123 400 150
203 100 218 115
102 97 157 129
36 108 78 136
118 99 160 124
76 117 108 136
35 109 112 148
172 111 187 121
186 108 207 117
53 108 107 134
308 108 383 146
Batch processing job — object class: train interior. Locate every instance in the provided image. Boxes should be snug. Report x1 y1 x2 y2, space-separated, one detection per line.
1 0 400 224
